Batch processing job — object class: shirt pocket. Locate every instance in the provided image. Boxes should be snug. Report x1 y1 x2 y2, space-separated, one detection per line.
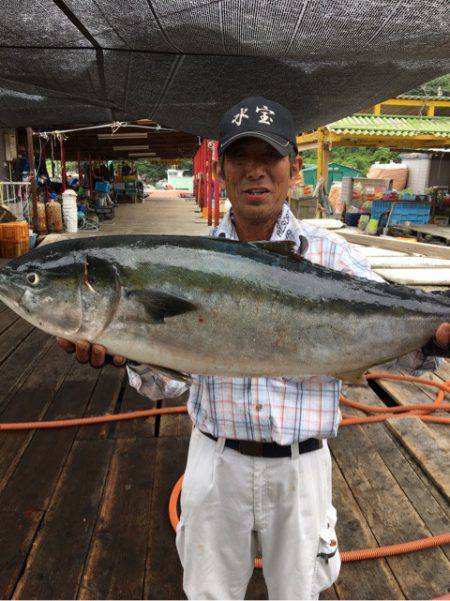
311 504 341 598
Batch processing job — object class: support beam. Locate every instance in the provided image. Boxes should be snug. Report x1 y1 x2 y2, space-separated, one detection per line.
207 140 213 226
26 127 39 230
213 141 220 227
60 137 67 193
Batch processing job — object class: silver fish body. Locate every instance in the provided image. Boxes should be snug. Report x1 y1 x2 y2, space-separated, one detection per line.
0 235 448 378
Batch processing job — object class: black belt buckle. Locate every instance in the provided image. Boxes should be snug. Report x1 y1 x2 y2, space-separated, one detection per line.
237 440 265 456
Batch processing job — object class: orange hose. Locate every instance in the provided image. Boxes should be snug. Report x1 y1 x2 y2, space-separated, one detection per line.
1 372 449 568
168 473 450 567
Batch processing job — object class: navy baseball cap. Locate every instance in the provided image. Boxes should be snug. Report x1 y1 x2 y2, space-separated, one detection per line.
218 96 298 158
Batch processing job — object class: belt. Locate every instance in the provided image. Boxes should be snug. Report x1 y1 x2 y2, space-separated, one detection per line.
200 430 322 458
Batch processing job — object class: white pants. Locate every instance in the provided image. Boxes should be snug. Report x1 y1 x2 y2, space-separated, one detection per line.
176 428 341 600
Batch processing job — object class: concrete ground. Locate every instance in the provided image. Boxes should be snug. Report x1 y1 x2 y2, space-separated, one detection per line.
43 192 210 245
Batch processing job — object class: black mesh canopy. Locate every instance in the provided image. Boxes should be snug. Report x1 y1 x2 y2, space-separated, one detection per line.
0 0 449 135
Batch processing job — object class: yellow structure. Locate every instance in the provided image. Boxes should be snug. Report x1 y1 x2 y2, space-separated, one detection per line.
297 96 450 187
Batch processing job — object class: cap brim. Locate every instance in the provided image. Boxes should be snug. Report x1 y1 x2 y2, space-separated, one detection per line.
218 131 295 157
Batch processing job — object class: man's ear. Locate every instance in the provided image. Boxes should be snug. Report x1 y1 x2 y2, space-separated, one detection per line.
289 155 302 186
212 160 226 190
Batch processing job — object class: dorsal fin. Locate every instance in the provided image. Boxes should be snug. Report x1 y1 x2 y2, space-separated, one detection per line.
251 237 309 259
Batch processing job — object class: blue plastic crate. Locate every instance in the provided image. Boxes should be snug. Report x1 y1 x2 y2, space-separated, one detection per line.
94 181 111 193
371 201 430 225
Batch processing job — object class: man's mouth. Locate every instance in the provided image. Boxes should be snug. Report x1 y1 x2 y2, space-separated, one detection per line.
243 187 270 199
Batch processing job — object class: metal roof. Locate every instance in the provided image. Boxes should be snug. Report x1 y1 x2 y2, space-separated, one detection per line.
327 114 450 137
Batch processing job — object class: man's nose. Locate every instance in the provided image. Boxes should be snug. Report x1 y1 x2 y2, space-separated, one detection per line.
244 159 266 179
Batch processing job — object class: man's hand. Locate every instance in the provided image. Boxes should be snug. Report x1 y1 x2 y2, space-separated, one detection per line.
435 323 450 349
56 338 126 368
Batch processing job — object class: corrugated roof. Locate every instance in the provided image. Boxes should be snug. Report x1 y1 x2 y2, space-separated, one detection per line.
327 114 450 137
397 94 450 101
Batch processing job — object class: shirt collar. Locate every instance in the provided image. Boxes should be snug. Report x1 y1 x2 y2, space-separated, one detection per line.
212 201 303 247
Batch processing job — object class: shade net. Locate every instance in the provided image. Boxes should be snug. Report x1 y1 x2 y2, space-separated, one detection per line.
0 0 448 136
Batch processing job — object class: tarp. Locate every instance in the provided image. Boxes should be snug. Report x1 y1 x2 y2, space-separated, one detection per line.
0 0 449 135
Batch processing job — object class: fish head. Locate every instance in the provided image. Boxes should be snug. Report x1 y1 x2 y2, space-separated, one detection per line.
0 246 84 338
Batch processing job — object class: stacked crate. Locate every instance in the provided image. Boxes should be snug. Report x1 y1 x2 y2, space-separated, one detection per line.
0 222 30 258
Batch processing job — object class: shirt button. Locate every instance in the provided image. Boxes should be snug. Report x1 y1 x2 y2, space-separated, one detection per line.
255 404 263 411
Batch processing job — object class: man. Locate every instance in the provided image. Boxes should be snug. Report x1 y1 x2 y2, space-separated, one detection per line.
58 97 450 600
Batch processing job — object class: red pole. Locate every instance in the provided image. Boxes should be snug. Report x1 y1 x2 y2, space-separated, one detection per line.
207 141 213 226
60 137 67 193
193 150 198 201
213 140 220 226
202 140 207 212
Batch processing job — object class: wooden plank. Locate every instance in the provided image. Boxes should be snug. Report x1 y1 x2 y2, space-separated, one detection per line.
386 416 449 501
374 267 450 285
0 509 42 599
0 318 34 365
144 437 189 600
159 394 191 438
78 438 156 599
367 367 448 445
341 385 450 561
330 422 450 599
13 439 114 600
113 381 155 439
339 229 450 260
330 457 404 600
0 361 100 514
0 307 20 335
353 245 408 257
368 256 450 269
0 342 74 488
394 224 450 242
0 329 53 413
76 365 125 441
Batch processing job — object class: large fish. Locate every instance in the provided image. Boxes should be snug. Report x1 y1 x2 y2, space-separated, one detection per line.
0 234 447 380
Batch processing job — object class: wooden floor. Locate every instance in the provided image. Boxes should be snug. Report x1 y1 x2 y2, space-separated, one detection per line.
0 308 448 600
0 198 448 599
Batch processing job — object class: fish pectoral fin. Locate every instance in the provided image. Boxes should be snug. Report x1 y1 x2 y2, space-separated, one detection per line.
335 369 367 385
147 364 192 384
127 289 197 323
250 237 309 258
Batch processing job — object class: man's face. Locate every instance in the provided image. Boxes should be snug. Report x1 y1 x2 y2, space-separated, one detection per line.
215 137 300 226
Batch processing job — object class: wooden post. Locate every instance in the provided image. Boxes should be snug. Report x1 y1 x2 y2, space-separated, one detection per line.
26 127 39 230
426 104 435 117
373 104 382 115
201 140 207 210
77 151 82 187
316 128 324 184
60 136 67 192
207 141 213 226
89 154 94 197
213 140 220 226
322 143 330 193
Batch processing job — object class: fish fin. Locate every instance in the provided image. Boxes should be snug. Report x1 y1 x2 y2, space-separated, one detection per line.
127 290 197 324
335 369 367 385
251 237 309 258
148 364 192 384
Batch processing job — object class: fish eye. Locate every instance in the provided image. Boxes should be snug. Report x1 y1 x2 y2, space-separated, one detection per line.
26 273 40 286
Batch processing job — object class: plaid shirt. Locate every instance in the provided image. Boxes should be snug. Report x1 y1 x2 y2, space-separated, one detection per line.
127 203 439 444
